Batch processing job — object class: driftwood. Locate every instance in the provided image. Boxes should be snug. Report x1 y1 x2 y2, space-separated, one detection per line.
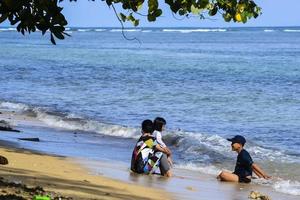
0 120 20 132
18 138 40 142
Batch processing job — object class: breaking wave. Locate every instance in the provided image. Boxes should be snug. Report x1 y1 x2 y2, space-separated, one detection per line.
1 101 298 163
273 180 300 196
110 29 141 32
264 29 275 32
283 29 300 32
1 100 300 196
162 29 227 33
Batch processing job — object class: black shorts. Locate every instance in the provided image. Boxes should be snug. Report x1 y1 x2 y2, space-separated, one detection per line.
159 154 170 175
237 175 251 183
233 172 251 183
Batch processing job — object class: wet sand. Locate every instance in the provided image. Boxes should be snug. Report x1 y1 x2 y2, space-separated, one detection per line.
0 145 170 200
0 110 299 200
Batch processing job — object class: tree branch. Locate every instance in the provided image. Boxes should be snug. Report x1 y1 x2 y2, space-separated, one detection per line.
111 3 141 45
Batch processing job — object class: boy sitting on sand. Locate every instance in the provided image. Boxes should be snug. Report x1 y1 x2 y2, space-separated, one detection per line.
217 135 270 183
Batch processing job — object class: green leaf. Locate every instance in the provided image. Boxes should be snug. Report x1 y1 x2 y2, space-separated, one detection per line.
178 9 185 15
147 14 156 22
223 13 232 22
208 5 218 16
128 14 135 22
191 5 201 15
0 13 8 23
154 9 162 17
63 31 71 37
106 0 112 6
199 0 209 9
53 30 64 40
50 33 56 45
137 3 143 11
119 13 127 22
133 19 139 27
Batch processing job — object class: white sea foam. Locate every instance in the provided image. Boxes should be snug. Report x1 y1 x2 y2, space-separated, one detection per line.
94 29 106 32
141 30 152 33
110 29 141 32
176 163 221 175
166 130 300 165
1 100 297 164
273 180 300 196
0 28 16 31
264 29 275 32
1 100 300 196
77 29 91 32
176 162 300 196
162 29 227 33
283 29 300 32
0 101 29 111
35 111 140 138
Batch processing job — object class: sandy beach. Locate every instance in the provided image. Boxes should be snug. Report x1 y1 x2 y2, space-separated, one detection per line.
0 110 171 199
0 144 170 200
0 110 299 200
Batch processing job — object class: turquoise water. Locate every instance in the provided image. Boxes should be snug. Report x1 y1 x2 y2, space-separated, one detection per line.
1 27 300 195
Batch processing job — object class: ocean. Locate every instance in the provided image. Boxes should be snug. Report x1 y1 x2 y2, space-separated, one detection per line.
0 26 300 196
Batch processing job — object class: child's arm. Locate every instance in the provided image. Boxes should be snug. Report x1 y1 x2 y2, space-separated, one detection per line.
155 145 171 157
252 163 271 179
162 146 172 156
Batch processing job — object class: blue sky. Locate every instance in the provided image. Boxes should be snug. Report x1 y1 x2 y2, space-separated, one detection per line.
59 0 300 27
1 1 299 27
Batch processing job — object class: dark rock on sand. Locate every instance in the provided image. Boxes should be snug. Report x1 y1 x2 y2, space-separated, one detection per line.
0 120 20 132
18 138 40 142
0 155 8 165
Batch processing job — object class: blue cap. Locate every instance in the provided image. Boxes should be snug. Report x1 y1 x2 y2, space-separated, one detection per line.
227 135 246 146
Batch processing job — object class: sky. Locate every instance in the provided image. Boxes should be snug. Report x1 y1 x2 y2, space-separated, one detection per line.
59 0 300 27
1 1 300 27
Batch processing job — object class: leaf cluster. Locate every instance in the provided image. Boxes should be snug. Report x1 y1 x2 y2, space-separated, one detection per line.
0 0 261 44
0 0 70 44
113 0 260 26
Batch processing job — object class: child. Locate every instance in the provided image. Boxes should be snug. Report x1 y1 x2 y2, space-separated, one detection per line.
153 117 173 166
217 135 270 183
131 119 172 177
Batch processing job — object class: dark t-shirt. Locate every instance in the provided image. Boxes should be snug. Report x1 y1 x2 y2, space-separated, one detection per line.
234 149 253 177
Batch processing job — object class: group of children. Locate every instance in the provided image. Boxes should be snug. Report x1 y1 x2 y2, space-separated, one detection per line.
131 118 173 177
131 118 270 183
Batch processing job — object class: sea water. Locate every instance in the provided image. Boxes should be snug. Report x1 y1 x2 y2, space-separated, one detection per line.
0 27 300 195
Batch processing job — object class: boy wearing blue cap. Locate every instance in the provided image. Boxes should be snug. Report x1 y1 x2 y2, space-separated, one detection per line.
217 135 270 183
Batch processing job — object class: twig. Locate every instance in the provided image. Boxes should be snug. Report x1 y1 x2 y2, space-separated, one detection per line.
111 4 141 45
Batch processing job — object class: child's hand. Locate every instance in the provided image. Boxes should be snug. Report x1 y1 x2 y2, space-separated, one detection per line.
264 174 271 179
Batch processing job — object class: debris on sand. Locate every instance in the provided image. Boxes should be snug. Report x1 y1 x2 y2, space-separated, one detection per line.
249 191 271 200
0 177 73 200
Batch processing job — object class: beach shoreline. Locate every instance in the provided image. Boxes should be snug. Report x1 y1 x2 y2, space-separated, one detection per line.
0 143 171 200
0 109 299 200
